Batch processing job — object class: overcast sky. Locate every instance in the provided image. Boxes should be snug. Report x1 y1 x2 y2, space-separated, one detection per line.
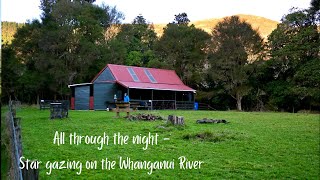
1 0 312 23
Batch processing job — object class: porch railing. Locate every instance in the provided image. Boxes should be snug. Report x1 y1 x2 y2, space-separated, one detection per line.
151 100 176 110
176 101 194 110
129 100 194 110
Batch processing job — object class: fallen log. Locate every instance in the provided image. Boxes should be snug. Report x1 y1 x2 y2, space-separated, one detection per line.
196 119 228 124
127 113 163 121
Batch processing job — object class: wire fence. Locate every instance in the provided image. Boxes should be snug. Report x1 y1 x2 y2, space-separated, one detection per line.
6 100 39 180
6 100 23 180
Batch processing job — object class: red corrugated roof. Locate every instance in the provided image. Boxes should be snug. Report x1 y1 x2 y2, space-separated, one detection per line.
107 64 195 92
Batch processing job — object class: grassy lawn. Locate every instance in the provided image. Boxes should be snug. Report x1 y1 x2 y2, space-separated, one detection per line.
15 106 319 179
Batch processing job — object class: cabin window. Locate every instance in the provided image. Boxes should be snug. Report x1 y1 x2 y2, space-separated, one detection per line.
127 68 140 82
144 69 157 83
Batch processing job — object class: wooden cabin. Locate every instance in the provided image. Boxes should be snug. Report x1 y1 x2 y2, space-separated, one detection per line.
68 64 196 110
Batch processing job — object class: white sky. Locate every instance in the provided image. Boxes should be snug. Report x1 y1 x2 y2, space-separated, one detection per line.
1 0 312 23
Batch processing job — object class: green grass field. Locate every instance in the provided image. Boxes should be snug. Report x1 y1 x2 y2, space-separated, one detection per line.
14 107 320 179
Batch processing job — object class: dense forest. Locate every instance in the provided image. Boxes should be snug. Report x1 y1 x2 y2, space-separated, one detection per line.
1 0 319 112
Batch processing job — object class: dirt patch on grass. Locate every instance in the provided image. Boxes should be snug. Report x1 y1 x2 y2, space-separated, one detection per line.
155 123 187 132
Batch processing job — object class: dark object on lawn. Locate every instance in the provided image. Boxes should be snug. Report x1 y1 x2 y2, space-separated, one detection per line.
196 118 228 124
127 113 163 121
40 100 69 110
50 102 69 119
168 115 184 125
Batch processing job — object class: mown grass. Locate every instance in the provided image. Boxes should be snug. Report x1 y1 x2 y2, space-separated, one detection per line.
13 106 320 179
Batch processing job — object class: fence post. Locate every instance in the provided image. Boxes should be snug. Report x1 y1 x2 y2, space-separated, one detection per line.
7 104 23 180
6 100 39 179
151 100 153 110
22 161 39 180
14 118 23 158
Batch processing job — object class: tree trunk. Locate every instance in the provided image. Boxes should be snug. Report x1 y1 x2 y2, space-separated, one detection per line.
37 94 40 106
236 93 242 111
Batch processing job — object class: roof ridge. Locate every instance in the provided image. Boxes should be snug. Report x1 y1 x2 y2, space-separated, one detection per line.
108 63 176 72
116 80 184 85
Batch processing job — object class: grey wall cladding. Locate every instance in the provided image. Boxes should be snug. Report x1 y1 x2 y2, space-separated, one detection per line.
75 86 90 110
94 83 116 110
93 67 115 83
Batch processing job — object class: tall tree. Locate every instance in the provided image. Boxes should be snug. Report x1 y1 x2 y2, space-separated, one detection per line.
34 0 114 97
10 20 46 103
4 0 123 103
309 0 319 24
156 13 210 88
1 45 24 101
172 12 190 25
208 16 264 111
133 14 147 25
110 15 158 66
266 6 319 111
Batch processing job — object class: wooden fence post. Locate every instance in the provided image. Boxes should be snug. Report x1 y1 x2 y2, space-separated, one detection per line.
22 161 39 180
7 101 39 180
14 119 23 158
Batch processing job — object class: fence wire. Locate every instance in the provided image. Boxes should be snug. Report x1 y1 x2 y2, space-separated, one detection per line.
7 100 23 180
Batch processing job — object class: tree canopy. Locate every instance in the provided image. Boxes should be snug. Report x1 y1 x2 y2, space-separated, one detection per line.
2 0 124 103
208 16 264 111
106 15 158 67
155 13 210 88
265 6 320 111
172 13 190 25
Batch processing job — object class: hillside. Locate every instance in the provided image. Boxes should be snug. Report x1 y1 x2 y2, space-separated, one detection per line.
1 15 278 45
1 21 24 45
153 14 278 40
